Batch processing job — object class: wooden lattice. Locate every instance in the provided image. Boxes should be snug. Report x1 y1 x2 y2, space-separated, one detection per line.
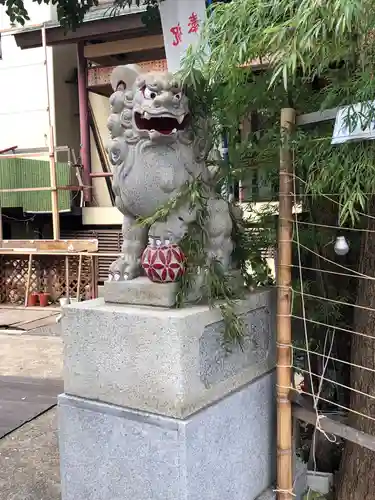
0 254 97 305
87 59 168 87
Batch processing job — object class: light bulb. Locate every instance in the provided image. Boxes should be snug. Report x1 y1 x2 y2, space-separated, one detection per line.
334 236 349 256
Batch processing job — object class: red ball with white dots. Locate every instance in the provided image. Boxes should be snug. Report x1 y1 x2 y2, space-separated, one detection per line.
141 243 185 283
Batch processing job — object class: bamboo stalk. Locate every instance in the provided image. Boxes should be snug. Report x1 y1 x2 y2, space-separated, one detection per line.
0 186 86 193
0 187 53 193
276 108 296 500
76 254 83 301
24 254 33 307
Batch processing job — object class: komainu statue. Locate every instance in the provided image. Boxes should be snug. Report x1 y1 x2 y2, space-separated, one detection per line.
106 64 234 281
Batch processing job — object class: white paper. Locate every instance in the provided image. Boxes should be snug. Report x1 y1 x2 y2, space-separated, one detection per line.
332 101 375 144
159 0 207 73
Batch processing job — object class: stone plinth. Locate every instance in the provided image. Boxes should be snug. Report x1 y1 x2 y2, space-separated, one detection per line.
103 277 178 307
103 272 244 308
59 288 283 500
62 289 275 418
59 371 276 500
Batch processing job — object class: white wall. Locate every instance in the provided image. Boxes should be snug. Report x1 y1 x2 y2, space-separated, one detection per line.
0 2 56 153
0 1 79 162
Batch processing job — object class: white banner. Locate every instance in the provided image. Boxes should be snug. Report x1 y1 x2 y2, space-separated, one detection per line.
332 101 375 144
159 0 207 73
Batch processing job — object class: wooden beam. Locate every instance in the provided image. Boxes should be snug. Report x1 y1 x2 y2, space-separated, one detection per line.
293 404 375 453
0 250 119 257
87 59 168 89
84 34 164 59
0 186 84 193
14 13 159 50
0 239 99 252
296 107 338 126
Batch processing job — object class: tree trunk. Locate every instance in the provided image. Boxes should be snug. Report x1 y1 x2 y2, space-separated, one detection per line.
336 202 375 500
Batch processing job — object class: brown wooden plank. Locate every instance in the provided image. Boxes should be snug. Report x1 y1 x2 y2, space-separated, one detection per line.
84 34 164 59
14 12 155 49
0 239 98 252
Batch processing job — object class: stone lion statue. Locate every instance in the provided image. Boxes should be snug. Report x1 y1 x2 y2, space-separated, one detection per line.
106 64 234 281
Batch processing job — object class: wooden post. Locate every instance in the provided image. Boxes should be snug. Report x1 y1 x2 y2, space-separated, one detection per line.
42 25 60 240
24 253 33 307
91 256 98 299
277 108 296 500
76 254 83 301
65 256 70 300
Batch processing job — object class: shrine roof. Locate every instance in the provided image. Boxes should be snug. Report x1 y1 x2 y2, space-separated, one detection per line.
13 5 157 50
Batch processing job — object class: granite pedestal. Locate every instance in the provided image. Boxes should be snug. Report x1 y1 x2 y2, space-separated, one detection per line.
59 289 278 500
59 372 275 500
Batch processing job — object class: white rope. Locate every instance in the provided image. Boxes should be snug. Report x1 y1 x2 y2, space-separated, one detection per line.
292 159 337 488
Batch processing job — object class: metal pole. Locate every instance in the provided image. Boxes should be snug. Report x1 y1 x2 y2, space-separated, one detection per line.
42 25 60 240
77 41 92 202
276 107 296 500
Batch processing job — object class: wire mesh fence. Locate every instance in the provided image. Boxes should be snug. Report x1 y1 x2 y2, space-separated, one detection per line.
276 106 375 499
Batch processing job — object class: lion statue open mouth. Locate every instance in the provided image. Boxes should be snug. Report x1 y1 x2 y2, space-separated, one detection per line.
106 64 234 282
134 111 190 136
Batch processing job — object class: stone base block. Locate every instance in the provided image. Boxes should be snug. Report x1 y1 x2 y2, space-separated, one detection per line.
103 272 244 307
62 289 275 418
103 277 177 307
59 371 275 500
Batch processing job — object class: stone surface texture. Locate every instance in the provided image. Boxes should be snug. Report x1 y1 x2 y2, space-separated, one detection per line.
0 331 62 500
0 333 62 378
62 289 275 418
103 271 244 307
256 490 276 500
59 370 275 500
106 64 234 282
0 410 60 500
103 276 178 307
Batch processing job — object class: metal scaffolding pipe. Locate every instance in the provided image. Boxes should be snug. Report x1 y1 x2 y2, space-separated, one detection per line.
77 41 92 202
42 25 60 240
90 172 113 178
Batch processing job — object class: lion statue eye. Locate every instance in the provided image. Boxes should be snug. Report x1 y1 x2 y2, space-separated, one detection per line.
143 87 157 99
174 92 182 100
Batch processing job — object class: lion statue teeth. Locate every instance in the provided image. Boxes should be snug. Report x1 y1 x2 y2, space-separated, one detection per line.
106 64 234 282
